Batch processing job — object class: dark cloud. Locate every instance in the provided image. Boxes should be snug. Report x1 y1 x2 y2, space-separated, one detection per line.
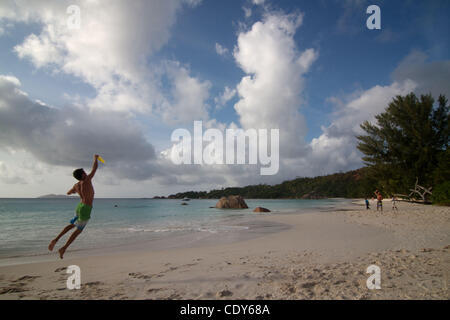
392 51 450 98
0 75 239 186
0 162 27 184
0 75 156 177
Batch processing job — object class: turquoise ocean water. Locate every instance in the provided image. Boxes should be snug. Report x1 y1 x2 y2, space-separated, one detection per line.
0 198 349 263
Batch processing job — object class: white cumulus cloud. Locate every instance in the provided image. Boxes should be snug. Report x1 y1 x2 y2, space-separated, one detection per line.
159 61 211 125
2 0 209 121
233 12 317 158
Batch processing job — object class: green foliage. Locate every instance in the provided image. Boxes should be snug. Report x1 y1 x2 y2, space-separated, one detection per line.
433 148 450 186
432 181 450 206
168 168 377 199
357 93 449 195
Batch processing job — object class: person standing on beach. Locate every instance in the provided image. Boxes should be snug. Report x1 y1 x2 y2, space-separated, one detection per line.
365 198 370 210
374 190 383 212
392 196 398 212
48 155 99 259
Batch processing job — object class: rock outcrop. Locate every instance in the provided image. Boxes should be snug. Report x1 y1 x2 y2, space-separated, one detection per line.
253 207 271 212
215 195 248 209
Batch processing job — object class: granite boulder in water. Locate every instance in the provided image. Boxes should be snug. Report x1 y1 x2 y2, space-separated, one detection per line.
215 195 248 209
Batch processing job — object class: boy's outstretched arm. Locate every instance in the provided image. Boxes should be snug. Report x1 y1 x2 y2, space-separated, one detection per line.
87 154 99 179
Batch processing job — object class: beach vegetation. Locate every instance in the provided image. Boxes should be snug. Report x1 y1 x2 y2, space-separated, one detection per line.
432 181 450 206
357 93 449 196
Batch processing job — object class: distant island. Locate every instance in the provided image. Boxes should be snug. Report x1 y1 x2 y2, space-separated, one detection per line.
37 194 77 199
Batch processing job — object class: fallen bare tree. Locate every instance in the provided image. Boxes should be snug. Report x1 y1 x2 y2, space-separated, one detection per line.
394 178 433 204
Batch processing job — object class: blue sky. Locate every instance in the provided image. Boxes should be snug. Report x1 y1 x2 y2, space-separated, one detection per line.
2 0 448 139
0 0 449 197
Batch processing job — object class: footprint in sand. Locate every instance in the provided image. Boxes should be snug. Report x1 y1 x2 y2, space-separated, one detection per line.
84 281 103 287
234 283 244 289
182 263 198 268
217 289 233 297
301 281 318 289
12 275 40 283
165 266 179 272
166 293 182 299
128 272 152 280
54 267 67 272
0 285 29 295
1 275 40 294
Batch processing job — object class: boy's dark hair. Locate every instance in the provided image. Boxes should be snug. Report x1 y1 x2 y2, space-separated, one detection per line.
73 168 85 181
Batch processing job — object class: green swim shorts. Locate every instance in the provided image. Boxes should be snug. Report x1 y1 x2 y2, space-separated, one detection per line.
75 202 92 221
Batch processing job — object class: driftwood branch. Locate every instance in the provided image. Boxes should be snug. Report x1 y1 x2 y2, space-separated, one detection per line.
395 178 433 204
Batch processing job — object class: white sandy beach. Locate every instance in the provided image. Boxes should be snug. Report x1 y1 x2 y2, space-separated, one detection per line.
0 200 449 300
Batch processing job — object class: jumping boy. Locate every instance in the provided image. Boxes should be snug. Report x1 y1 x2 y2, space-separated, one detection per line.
48 154 99 259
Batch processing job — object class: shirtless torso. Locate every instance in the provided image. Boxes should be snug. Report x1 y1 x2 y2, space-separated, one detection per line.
68 156 98 207
73 178 95 206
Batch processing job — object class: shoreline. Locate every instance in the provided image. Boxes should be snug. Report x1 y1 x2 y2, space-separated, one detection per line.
0 200 448 299
0 218 292 267
0 199 350 266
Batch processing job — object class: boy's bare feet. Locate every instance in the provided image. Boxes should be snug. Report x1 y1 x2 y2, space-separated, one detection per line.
58 247 66 259
48 239 57 251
